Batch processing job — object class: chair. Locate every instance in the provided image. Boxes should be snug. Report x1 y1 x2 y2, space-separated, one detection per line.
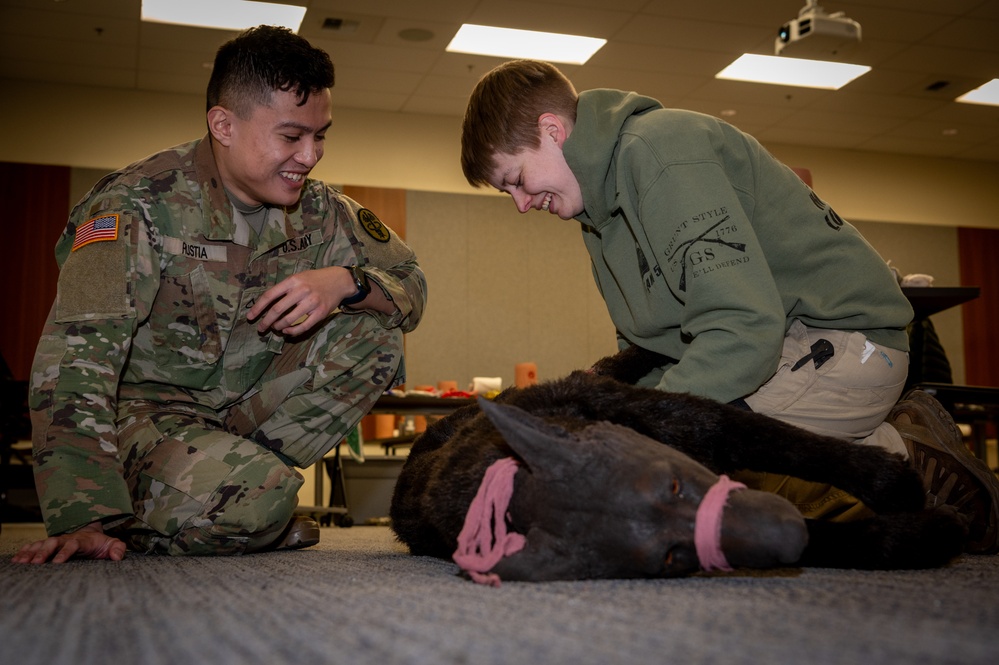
914 382 999 470
0 356 33 529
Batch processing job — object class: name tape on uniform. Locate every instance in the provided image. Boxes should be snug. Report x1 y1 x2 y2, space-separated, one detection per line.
162 237 228 262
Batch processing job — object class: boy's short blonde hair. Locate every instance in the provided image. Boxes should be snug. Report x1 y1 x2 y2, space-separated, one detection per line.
461 60 578 187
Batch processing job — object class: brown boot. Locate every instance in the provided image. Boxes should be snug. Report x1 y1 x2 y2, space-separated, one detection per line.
272 515 321 551
888 390 999 554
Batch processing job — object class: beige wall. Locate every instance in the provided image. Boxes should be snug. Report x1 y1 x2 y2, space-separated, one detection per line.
65 168 968 389
25 76 977 509
17 76 978 389
400 197 967 391
4 77 999 229
404 191 618 390
853 220 965 384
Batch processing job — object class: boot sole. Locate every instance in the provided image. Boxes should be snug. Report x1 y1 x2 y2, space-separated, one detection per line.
893 391 999 554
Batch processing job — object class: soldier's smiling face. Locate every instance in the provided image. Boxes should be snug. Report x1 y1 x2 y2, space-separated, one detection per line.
212 88 332 208
486 112 584 221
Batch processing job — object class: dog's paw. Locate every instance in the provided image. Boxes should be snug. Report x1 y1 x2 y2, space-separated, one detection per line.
802 507 966 570
860 454 927 514
880 507 967 569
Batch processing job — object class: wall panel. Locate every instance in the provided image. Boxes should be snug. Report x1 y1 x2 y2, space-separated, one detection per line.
958 227 999 386
0 162 68 380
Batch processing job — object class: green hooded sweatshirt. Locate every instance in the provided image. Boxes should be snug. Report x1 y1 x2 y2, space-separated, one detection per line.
563 89 912 403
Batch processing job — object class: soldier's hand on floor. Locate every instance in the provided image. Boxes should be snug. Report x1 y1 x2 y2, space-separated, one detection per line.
11 522 126 564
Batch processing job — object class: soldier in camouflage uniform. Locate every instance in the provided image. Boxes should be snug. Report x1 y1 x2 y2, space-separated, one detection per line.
13 26 426 563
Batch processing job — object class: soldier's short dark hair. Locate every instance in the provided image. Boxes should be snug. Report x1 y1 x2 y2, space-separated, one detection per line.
207 25 335 117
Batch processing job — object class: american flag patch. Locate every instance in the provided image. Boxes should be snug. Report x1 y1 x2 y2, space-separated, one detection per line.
72 214 119 251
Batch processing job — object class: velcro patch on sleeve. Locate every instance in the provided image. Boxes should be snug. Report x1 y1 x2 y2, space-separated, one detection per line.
56 235 130 321
72 214 119 251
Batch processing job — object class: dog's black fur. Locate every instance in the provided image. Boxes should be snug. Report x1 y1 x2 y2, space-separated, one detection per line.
391 346 966 576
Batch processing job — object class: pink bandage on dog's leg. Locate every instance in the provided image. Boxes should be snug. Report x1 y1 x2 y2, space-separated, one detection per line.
694 474 747 572
453 457 526 587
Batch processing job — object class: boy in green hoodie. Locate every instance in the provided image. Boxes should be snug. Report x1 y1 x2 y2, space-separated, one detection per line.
460 59 998 554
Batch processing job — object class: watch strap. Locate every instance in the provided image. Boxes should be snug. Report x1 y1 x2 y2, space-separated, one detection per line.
340 265 370 306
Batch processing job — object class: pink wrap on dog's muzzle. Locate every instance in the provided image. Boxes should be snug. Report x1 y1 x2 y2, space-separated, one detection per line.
453 457 525 587
454 461 748 584
694 474 747 572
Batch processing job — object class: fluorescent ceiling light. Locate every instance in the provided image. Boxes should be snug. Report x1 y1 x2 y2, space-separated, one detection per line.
716 53 870 90
956 79 999 107
446 24 606 65
141 0 306 33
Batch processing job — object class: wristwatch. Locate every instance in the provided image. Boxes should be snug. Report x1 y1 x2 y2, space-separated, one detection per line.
340 265 370 306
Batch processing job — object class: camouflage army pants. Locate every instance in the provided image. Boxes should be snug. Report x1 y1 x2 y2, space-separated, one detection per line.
110 314 404 555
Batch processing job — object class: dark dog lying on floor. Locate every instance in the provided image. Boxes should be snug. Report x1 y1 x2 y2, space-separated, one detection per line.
390 347 965 584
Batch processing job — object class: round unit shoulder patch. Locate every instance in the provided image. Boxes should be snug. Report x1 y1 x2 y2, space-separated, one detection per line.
357 208 391 243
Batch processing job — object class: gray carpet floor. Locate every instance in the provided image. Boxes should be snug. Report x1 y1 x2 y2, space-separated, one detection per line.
1 522 997 665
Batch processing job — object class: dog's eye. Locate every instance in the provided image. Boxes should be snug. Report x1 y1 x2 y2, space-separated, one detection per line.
671 478 681 495
665 550 674 566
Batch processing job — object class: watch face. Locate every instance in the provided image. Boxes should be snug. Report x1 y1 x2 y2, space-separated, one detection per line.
341 265 370 306
351 266 370 293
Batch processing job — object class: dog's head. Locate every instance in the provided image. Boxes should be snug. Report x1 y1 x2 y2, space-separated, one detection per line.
460 399 807 582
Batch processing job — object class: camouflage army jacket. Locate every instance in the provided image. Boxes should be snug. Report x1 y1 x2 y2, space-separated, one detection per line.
29 137 427 535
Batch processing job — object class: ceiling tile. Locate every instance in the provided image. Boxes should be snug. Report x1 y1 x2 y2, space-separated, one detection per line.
0 0 995 163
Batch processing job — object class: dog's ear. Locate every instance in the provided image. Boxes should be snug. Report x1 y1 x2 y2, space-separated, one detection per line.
477 397 578 479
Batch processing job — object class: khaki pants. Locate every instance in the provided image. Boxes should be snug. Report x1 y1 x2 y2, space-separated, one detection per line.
735 320 909 521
